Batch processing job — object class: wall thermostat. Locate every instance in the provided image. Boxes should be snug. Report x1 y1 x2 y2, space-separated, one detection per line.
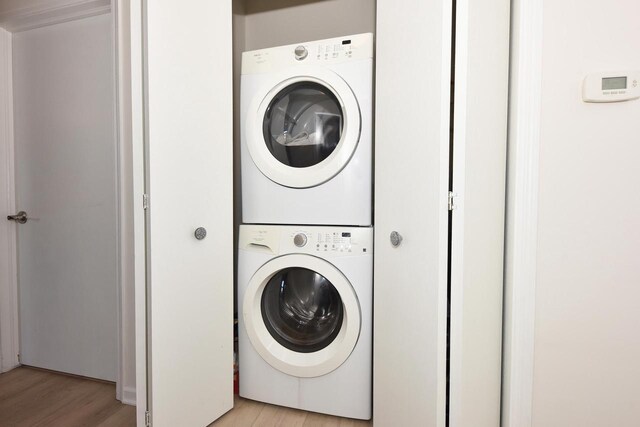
583 71 640 103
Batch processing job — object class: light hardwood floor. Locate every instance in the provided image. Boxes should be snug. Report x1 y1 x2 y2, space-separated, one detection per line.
0 366 135 426
0 367 372 426
213 395 372 427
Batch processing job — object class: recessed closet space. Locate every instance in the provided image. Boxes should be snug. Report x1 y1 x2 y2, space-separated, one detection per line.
230 0 376 389
229 0 376 421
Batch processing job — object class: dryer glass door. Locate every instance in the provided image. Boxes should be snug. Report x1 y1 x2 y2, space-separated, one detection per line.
263 82 343 168
246 69 362 189
261 267 344 353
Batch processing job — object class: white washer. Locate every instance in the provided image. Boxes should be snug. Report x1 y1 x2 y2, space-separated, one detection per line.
238 224 372 419
241 33 373 226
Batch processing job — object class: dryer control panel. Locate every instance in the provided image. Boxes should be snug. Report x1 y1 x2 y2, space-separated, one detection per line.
241 33 374 75
239 224 373 257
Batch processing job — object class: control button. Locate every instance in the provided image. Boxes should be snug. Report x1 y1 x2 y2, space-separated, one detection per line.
294 45 308 60
293 233 307 247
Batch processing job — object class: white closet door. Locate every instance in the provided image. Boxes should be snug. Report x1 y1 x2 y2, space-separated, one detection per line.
135 1 234 426
448 0 510 426
374 0 509 426
373 0 453 425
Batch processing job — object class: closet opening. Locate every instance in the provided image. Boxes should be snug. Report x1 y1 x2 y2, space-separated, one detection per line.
231 0 376 420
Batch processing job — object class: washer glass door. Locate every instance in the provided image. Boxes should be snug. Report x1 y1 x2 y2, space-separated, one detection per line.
261 267 344 353
243 254 361 378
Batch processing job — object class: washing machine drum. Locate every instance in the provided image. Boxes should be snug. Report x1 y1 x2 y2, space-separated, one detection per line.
243 254 361 378
246 70 362 189
261 267 344 353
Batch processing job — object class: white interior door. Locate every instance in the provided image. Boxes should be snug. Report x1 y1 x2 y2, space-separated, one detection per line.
12 14 117 382
134 1 234 425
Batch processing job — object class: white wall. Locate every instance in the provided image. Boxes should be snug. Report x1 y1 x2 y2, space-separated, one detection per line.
242 0 375 51
506 1 640 426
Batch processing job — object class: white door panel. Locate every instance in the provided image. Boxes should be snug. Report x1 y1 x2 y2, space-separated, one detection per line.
373 0 452 425
13 14 117 382
448 0 509 426
374 0 509 425
142 1 233 426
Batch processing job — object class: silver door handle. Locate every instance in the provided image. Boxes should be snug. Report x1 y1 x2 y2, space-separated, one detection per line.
390 231 403 247
7 211 28 224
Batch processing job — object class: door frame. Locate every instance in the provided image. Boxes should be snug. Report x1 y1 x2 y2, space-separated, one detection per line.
0 25 19 375
0 0 132 404
124 0 148 424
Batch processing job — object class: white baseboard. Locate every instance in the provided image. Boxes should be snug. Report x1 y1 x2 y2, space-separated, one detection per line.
0 359 20 374
121 386 136 406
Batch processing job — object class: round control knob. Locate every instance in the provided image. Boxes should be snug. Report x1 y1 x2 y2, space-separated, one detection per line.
294 45 308 61
293 233 308 247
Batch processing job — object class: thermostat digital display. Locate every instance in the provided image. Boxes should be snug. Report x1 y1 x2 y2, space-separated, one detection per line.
602 76 627 90
583 71 640 103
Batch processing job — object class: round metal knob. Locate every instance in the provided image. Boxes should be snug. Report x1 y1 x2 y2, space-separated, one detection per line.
390 231 403 247
293 233 308 247
294 45 308 60
194 227 207 240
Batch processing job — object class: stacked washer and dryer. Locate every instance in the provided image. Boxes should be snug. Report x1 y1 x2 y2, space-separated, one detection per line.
237 33 374 420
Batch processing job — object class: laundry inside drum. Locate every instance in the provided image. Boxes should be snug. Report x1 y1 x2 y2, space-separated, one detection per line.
263 82 343 168
261 267 344 353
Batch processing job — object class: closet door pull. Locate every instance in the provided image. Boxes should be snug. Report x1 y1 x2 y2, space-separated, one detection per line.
390 231 403 247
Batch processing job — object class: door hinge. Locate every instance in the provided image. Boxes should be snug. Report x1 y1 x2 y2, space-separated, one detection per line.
145 410 151 426
143 194 149 210
448 191 458 211
17 353 21 364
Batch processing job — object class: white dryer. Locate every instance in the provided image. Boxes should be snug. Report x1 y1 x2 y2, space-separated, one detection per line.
238 224 372 419
241 33 373 226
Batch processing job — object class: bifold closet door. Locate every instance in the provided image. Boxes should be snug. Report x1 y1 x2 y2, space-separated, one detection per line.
374 0 452 425
132 1 234 426
374 0 509 426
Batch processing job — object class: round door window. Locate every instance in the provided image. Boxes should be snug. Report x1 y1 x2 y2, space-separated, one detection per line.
263 82 343 168
261 267 344 353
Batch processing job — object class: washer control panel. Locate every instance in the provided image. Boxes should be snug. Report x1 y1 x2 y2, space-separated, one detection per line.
286 227 372 256
239 224 372 257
